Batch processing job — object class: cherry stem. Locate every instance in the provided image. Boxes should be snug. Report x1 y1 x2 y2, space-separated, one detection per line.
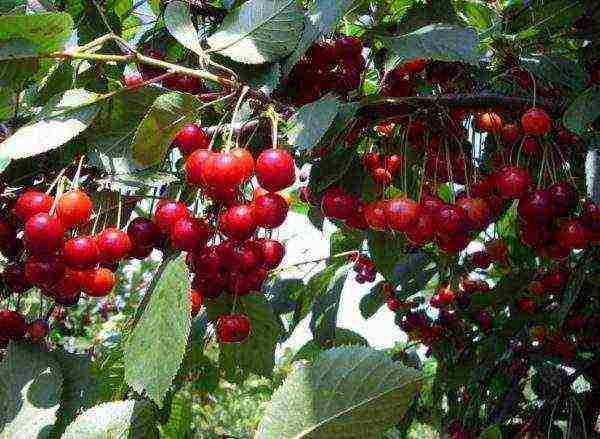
71 155 85 191
225 86 250 152
273 250 358 274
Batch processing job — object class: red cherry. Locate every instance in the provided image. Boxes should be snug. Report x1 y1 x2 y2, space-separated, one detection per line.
14 191 54 223
400 58 428 74
62 235 100 269
386 297 400 312
217 314 251 343
456 197 490 230
435 204 468 235
173 123 209 155
219 204 257 241
475 112 503 133
320 187 358 220
435 285 456 307
25 254 66 291
256 238 285 269
56 190 93 229
548 182 577 216
495 166 532 199
346 204 369 230
201 151 245 190
83 267 116 297
305 41 337 70
521 107 551 135
24 213 65 254
517 297 536 314
520 222 551 248
163 74 205 94
363 152 381 172
48 268 84 301
406 214 435 246
501 123 521 144
529 280 545 295
384 154 403 175
255 148 295 192
27 319 49 343
364 201 388 230
191 289 203 318
185 149 211 187
470 177 492 198
470 251 491 269
189 246 223 275
127 217 160 248
230 241 262 272
521 136 540 155
541 269 568 291
96 228 132 262
582 198 600 232
170 217 212 252
437 233 470 253
230 148 255 182
555 219 588 250
335 36 363 61
0 309 27 339
123 71 143 87
154 201 190 233
253 193 289 229
3 262 31 294
518 189 554 224
420 194 445 215
129 244 154 260
384 196 419 232
372 167 392 186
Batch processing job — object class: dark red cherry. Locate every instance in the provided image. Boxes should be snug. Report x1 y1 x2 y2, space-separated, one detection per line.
14 191 53 223
372 167 392 186
257 238 285 269
364 201 388 231
190 246 223 276
346 204 369 230
470 177 492 198
201 151 245 190
470 251 491 269
129 243 153 260
173 123 210 155
27 319 49 342
495 166 532 199
96 228 132 262
518 189 554 224
335 36 362 61
154 201 190 233
456 197 490 230
0 309 27 339
25 254 66 291
406 213 435 246
435 204 468 235
255 148 295 192
219 204 257 241
231 241 262 272
384 197 419 232
437 233 470 253
420 194 445 215
582 199 600 232
163 73 205 94
386 297 400 312
24 213 65 254
127 217 160 248
47 268 84 300
501 123 521 144
541 269 568 291
555 219 588 250
363 152 381 172
517 297 536 314
520 222 552 248
83 267 116 297
305 41 336 71
2 262 31 295
170 217 212 252
321 187 358 220
548 182 577 216
253 193 289 229
217 314 251 343
522 136 540 155
62 235 100 269
56 190 93 228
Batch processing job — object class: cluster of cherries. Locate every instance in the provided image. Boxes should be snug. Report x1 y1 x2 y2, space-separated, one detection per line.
347 253 377 284
173 122 296 343
281 36 366 106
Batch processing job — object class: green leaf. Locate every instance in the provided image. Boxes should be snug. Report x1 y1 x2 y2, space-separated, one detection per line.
360 283 387 319
165 0 204 56
264 277 304 315
310 264 351 343
293 328 368 362
124 255 192 407
522 55 588 92
563 86 600 136
367 231 405 284
330 230 364 255
207 0 304 64
310 0 355 34
479 425 502 439
281 17 320 76
382 24 479 66
206 294 282 378
309 148 359 195
0 89 100 172
256 346 421 438
287 94 340 152
131 91 201 168
292 263 340 329
160 391 193 439
0 1 26 14
0 342 63 439
0 12 73 60
459 1 496 30
62 400 157 439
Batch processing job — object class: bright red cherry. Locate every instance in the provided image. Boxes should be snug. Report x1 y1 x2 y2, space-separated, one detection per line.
406 214 435 246
256 238 285 269
384 154 403 175
27 319 49 343
83 267 116 297
25 254 66 290
320 187 357 220
173 123 210 155
253 193 289 229
0 309 27 339
201 151 245 190
456 197 490 230
363 152 381 172
219 204 257 241
230 148 255 182
191 289 203 317
386 297 400 312
153 201 190 233
56 190 93 229
24 213 65 254
170 217 212 252
521 107 551 135
435 204 468 235
548 182 577 216
518 189 554 225
185 149 211 187
3 262 31 294
372 167 392 185
501 123 521 144
255 148 295 192
14 191 54 223
127 217 160 248
364 201 388 231
217 314 251 343
384 196 419 232
400 58 428 74
555 219 588 250
495 166 532 199
96 228 132 262
62 235 100 269
475 112 503 133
